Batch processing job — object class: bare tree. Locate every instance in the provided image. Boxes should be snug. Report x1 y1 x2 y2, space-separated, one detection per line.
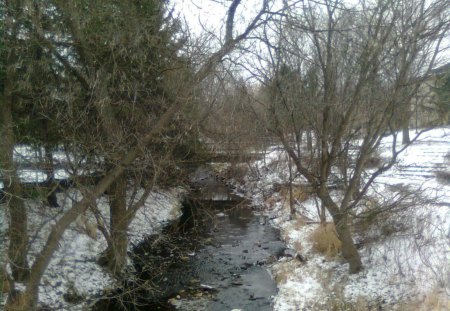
251 0 449 273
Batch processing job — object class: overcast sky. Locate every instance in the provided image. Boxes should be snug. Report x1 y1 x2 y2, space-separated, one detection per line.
173 0 449 67
174 0 265 37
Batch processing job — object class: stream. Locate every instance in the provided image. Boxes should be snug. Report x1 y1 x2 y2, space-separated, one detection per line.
94 168 284 310
171 201 284 311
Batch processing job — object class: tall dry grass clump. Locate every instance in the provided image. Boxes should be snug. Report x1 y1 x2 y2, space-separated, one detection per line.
309 223 342 258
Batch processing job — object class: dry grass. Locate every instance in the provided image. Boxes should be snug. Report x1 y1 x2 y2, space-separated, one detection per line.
273 261 299 284
325 285 376 311
264 196 278 208
1 267 9 294
279 184 310 203
280 216 307 246
76 214 98 240
292 240 303 253
309 223 342 258
401 289 450 311
4 292 32 311
293 216 307 227
329 296 374 311
328 287 450 311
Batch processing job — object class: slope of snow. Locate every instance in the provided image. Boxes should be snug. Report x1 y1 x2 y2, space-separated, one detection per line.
2 188 183 310
244 127 450 310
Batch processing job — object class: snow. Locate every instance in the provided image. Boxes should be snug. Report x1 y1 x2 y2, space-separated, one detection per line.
1 145 186 309
2 127 450 309
1 187 183 310
274 278 324 311
242 127 450 310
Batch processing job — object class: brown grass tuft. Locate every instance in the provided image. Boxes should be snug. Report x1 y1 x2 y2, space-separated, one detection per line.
274 267 290 284
2 268 9 294
279 184 310 203
273 261 299 284
4 292 32 311
309 223 342 258
329 295 372 311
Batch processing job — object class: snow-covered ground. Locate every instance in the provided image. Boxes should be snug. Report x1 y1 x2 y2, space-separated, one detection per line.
1 187 183 310
242 128 450 310
2 128 450 310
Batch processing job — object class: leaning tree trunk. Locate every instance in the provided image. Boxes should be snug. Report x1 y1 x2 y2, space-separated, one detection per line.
320 188 362 273
332 212 362 274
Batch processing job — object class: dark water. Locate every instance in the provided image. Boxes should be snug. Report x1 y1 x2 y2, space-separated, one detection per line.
185 205 284 311
94 169 284 310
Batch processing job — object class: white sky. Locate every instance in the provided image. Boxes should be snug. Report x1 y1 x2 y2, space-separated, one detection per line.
173 0 265 37
172 0 449 68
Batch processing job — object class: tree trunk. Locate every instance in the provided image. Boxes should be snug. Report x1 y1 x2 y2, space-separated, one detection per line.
44 143 59 208
1 83 30 283
99 175 128 276
332 213 362 274
401 106 411 145
306 130 313 151
288 156 295 217
319 202 326 224
402 124 410 145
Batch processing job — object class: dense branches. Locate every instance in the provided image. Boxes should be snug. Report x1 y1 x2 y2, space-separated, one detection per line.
252 0 449 273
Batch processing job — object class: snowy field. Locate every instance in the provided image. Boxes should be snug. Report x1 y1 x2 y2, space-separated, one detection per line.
243 127 450 310
1 188 183 310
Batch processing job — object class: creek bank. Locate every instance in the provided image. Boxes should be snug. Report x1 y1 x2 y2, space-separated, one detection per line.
93 188 287 310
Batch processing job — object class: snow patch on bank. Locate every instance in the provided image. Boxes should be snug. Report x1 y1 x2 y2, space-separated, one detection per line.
2 187 183 310
242 128 450 310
